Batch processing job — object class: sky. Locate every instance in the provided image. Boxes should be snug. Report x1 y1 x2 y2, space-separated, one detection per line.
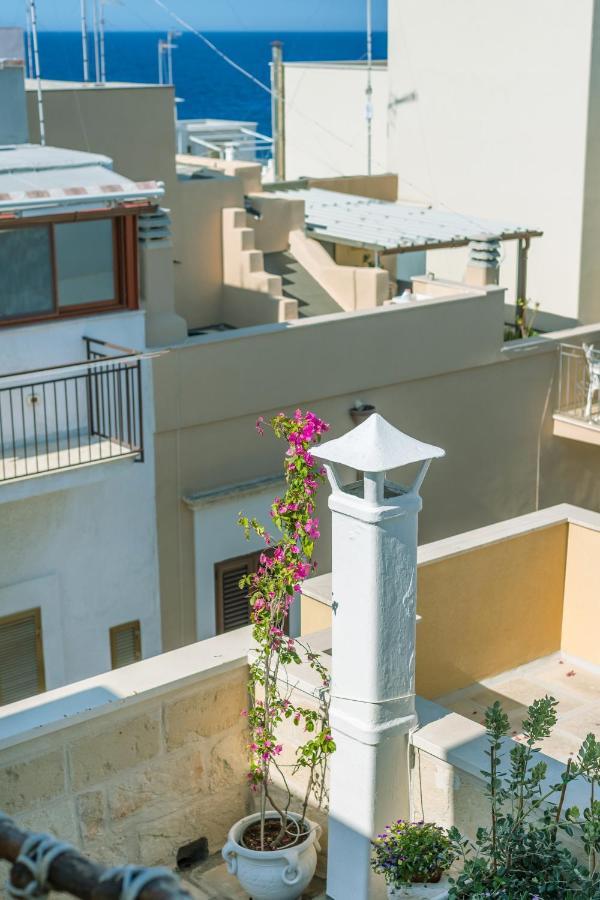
0 0 387 32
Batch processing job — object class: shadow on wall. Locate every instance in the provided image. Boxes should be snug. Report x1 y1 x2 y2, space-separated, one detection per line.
0 686 120 743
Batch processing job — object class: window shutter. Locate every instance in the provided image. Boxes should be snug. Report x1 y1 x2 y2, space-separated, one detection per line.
0 609 45 705
110 620 142 669
215 554 259 634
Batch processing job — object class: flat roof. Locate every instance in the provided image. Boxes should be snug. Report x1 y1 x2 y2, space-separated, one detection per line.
269 187 542 254
25 78 163 91
0 144 163 214
283 60 387 70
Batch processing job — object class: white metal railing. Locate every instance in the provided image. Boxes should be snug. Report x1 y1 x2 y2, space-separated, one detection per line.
557 342 600 424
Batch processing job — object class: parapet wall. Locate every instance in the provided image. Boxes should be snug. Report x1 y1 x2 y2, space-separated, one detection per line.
0 632 252 874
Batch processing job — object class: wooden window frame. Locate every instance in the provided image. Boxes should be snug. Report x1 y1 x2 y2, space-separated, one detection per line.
0 210 139 328
0 607 46 704
109 619 142 669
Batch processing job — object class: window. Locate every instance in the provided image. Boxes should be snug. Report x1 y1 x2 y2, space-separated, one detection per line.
0 227 54 320
0 608 46 705
215 552 261 634
0 213 138 326
55 219 116 307
110 620 142 669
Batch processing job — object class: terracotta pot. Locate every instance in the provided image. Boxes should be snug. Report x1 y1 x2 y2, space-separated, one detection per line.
222 811 320 900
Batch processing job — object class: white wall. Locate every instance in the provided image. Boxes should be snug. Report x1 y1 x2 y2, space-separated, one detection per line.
0 311 161 689
187 479 285 641
387 0 596 318
284 62 388 179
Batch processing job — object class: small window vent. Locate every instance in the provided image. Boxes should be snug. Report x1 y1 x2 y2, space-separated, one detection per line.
110 620 142 669
0 608 45 705
215 553 261 634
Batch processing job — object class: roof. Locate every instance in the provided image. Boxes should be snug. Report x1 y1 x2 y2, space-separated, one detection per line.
268 187 542 254
0 144 163 215
314 413 445 472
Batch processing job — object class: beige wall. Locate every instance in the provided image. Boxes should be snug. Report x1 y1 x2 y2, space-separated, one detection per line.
562 524 600 665
283 62 388 180
172 173 244 329
26 83 178 206
416 525 567 698
387 0 600 320
301 595 333 635
308 173 399 203
0 666 250 871
153 282 600 650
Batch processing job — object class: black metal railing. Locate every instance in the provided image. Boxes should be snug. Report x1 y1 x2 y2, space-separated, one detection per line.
0 338 144 483
0 812 191 898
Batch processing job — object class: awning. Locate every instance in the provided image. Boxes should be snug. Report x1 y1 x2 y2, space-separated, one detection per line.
268 187 542 254
0 145 164 215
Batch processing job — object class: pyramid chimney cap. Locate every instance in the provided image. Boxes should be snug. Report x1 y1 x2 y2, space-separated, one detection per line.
313 413 444 473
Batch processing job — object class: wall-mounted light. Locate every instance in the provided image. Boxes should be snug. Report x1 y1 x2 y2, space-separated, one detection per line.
349 400 376 427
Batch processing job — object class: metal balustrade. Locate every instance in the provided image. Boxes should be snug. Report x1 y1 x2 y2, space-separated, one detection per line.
557 342 600 425
0 337 144 483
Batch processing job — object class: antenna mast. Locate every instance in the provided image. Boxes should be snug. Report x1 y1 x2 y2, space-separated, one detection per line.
80 0 90 81
92 0 100 81
99 0 106 82
28 0 45 145
24 0 34 78
366 0 373 176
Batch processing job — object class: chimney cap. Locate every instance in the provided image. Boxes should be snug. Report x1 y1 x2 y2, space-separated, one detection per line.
314 413 444 473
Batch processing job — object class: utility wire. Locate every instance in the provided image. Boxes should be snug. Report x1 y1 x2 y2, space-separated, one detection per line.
148 0 504 233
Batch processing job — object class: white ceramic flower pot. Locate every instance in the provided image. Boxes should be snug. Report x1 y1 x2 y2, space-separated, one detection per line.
387 877 450 898
222 811 321 900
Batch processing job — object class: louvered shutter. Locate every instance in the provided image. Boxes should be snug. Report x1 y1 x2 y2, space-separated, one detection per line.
0 609 45 705
215 554 259 634
110 621 142 669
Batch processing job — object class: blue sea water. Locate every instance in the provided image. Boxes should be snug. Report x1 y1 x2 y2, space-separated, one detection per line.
37 31 387 136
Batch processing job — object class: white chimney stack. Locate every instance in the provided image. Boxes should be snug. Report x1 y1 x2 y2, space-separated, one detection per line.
314 414 444 899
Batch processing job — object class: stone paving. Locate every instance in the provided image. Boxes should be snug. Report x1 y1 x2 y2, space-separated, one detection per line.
436 653 600 762
182 853 327 899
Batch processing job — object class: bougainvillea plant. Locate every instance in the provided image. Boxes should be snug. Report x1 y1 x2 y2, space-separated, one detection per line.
238 410 336 850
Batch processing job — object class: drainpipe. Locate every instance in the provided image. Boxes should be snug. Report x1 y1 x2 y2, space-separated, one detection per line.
270 40 285 182
314 414 444 899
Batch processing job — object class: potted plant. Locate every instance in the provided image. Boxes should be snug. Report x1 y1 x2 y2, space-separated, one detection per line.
222 410 336 900
371 820 455 898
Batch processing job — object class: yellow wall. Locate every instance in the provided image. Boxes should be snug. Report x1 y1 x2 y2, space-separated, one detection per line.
416 524 568 698
301 595 334 635
301 524 569 700
562 524 600 664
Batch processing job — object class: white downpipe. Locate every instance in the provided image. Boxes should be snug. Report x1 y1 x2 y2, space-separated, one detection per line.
28 0 45 146
80 0 89 81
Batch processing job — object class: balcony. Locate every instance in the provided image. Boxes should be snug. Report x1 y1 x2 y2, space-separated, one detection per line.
0 338 144 493
553 342 600 446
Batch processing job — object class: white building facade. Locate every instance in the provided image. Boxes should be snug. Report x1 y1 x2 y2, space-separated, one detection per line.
0 45 163 704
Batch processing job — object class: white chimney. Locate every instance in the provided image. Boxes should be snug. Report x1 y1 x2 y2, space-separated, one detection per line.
314 414 444 899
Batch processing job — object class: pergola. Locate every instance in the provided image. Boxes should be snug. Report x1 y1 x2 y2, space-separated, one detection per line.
270 186 543 301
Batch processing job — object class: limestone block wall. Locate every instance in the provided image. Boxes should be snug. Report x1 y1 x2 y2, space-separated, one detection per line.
0 666 251 874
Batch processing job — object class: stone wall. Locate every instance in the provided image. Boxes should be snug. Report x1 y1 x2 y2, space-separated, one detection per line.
0 666 250 874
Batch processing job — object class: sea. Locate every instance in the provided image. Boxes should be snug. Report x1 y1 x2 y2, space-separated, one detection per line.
36 31 387 136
